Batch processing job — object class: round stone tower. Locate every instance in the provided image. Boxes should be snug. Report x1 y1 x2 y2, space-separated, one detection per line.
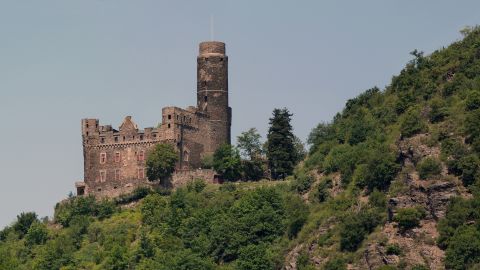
197 41 231 152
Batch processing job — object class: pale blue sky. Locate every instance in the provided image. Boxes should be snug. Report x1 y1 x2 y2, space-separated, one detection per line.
1 0 479 227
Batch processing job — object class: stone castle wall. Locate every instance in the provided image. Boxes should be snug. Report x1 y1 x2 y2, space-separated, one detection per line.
76 41 231 198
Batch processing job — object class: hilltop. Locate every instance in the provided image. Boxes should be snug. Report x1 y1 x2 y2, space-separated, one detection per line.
2 26 480 270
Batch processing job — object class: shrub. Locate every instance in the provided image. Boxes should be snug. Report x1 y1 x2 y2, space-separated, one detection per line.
386 243 402 255
13 212 38 238
340 209 381 251
429 97 449 122
368 189 387 209
314 177 333 203
466 90 480 111
417 157 442 179
25 222 48 246
242 159 265 181
213 144 242 181
400 107 427 138
323 256 347 270
236 244 273 270
394 207 425 231
186 179 207 193
201 154 214 169
115 186 152 204
445 225 480 270
292 170 314 194
363 151 400 191
459 154 480 186
54 196 116 227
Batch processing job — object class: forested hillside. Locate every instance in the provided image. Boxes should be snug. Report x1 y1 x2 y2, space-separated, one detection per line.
1 27 480 270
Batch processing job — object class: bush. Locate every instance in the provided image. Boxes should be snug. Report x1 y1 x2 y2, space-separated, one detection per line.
213 144 242 181
25 222 48 246
187 179 207 193
459 154 480 186
400 107 427 138
13 212 38 238
386 243 402 255
445 225 480 270
242 159 265 181
429 97 449 122
417 157 442 179
236 244 273 270
394 207 425 231
201 154 214 169
363 151 400 191
323 256 347 270
292 170 314 194
54 196 116 227
340 209 381 251
368 189 387 209
466 90 480 111
115 186 152 204
314 177 332 203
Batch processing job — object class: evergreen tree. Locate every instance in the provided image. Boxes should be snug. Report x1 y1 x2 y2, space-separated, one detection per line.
266 108 296 179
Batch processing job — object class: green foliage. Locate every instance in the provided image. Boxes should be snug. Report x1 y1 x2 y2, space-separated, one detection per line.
146 143 178 184
357 149 400 191
201 154 214 169
417 157 442 179
323 256 347 270
213 144 242 181
186 178 207 193
13 212 38 238
314 177 333 203
237 127 263 160
400 107 427 138
386 243 402 255
241 159 265 181
115 186 152 205
445 225 480 270
459 154 480 186
236 244 274 270
466 90 480 111
267 108 297 179
291 170 314 194
394 207 425 231
368 189 387 209
284 195 309 239
340 209 382 251
429 96 449 122
308 122 336 154
54 196 116 227
25 222 49 246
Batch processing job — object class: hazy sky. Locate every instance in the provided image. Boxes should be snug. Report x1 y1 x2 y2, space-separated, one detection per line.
1 0 479 227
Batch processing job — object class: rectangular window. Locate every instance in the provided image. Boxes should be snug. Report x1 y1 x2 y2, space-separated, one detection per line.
114 152 121 163
114 136 118 142
137 150 145 161
114 169 121 181
99 170 106 182
137 168 145 179
168 114 171 120
100 152 107 164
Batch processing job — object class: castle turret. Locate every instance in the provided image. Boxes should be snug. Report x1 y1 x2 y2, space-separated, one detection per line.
197 41 231 153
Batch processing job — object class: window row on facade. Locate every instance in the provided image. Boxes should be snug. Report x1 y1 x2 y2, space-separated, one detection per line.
99 151 145 164
97 168 145 182
99 134 158 144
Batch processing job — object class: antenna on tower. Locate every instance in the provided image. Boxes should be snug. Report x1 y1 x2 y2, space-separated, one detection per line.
210 15 214 41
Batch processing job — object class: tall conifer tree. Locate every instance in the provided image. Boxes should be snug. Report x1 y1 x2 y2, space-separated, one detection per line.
267 108 296 179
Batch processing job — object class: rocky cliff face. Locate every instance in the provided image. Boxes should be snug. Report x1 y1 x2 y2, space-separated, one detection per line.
285 133 471 270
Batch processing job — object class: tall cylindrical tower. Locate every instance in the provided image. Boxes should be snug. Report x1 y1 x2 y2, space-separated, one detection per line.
197 41 231 152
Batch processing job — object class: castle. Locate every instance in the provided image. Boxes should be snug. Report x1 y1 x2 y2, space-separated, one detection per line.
75 41 231 197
